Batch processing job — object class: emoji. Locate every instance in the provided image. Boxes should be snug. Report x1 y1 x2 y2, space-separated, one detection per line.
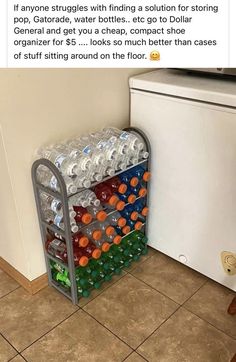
150 51 160 61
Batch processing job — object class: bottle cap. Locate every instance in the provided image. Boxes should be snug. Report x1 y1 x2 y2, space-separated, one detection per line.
128 194 136 204
96 210 107 222
122 225 131 235
113 235 122 245
138 188 147 198
108 195 119 206
92 248 102 259
102 242 111 252
79 256 89 267
82 290 90 298
92 230 102 240
143 171 151 182
141 207 149 216
106 226 115 236
130 177 139 187
117 217 127 227
130 211 138 221
79 236 89 248
135 221 143 230
81 213 93 224
118 183 127 194
116 200 125 211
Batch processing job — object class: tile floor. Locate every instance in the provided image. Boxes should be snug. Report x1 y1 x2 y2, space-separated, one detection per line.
0 248 236 362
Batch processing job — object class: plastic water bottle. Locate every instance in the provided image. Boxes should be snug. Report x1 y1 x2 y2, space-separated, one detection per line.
37 148 78 177
37 166 77 195
106 211 127 228
87 204 107 222
54 214 78 233
70 190 100 208
40 192 62 213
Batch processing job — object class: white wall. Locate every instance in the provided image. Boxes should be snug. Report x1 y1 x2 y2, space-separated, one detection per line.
0 68 148 280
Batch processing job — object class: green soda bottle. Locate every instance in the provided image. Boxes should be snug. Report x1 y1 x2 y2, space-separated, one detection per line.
56 270 71 288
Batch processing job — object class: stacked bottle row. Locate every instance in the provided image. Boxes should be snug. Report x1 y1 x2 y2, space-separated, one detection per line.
36 127 149 194
44 164 150 267
50 230 148 298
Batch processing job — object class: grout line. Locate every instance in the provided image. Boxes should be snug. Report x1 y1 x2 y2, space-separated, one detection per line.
182 305 236 341
134 304 182 353
19 308 80 354
82 308 135 352
0 286 21 301
182 279 208 305
79 272 127 308
128 273 180 306
135 350 149 362
122 350 135 362
0 332 18 355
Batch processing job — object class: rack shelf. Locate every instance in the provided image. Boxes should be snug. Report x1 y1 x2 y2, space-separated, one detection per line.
32 127 150 304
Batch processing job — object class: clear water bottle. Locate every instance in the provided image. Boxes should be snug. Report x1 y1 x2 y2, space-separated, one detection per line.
37 166 77 195
54 214 78 233
40 192 62 213
38 147 78 177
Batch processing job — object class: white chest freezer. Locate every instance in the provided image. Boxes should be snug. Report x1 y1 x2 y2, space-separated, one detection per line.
130 69 236 291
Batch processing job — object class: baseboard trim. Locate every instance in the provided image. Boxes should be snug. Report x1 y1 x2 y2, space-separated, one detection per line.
0 257 48 295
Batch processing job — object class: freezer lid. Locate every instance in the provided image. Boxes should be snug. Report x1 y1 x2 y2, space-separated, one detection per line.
129 69 236 108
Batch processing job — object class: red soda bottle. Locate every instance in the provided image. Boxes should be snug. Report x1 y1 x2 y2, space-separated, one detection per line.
105 176 127 195
72 232 89 248
73 206 92 224
94 183 119 208
81 241 102 260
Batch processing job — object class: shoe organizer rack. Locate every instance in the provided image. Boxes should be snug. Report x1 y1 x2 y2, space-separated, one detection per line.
31 127 151 304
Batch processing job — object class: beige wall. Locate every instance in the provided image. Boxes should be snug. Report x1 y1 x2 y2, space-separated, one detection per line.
0 68 148 280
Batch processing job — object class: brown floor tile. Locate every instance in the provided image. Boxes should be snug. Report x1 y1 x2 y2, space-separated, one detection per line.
0 270 19 298
22 310 131 362
78 271 126 307
124 247 157 273
84 274 178 349
184 280 236 338
0 286 78 351
131 252 206 304
124 352 147 362
0 335 17 361
137 308 236 362
9 355 25 362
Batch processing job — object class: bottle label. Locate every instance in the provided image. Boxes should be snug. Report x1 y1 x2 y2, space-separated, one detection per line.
119 131 129 140
51 199 61 213
55 154 67 168
97 140 107 150
50 176 58 190
82 145 92 155
51 238 62 247
54 214 63 227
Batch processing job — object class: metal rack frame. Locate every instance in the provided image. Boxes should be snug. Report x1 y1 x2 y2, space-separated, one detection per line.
31 127 150 304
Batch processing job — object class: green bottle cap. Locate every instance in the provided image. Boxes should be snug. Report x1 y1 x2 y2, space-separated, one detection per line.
141 247 148 255
133 254 140 262
82 290 90 298
124 260 130 268
79 278 87 287
114 268 121 275
104 274 112 282
94 282 101 289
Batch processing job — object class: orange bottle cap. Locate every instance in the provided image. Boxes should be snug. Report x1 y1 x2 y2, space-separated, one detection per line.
102 242 110 252
141 207 149 216
79 256 89 267
92 248 102 259
130 211 138 221
117 217 126 227
92 230 102 240
138 188 147 198
130 177 139 187
143 171 151 182
128 194 136 204
135 221 143 230
96 210 107 222
106 226 115 236
113 235 122 245
81 213 93 224
109 195 119 206
79 236 89 248
116 200 125 211
122 225 131 235
118 183 127 194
